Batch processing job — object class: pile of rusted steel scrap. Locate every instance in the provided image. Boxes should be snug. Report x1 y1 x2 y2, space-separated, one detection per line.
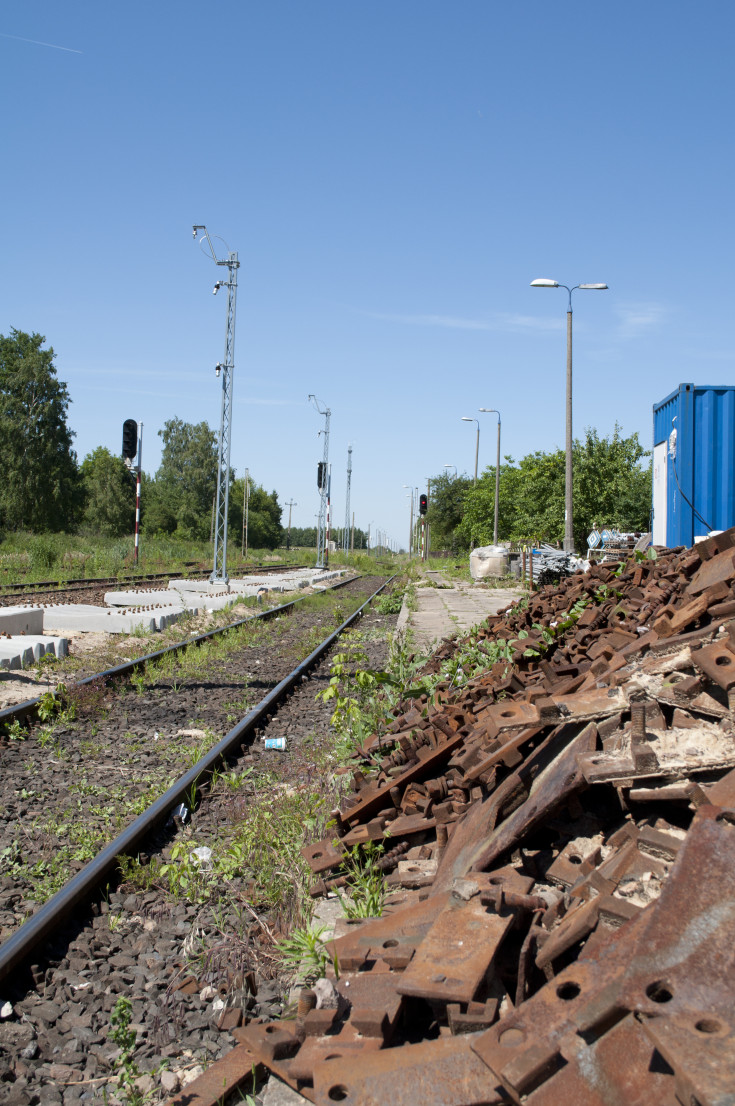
185 530 735 1105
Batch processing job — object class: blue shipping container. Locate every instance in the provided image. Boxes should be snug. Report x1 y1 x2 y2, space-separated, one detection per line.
652 384 735 549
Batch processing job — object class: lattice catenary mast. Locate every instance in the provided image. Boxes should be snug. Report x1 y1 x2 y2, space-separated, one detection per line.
309 395 331 569
193 225 239 584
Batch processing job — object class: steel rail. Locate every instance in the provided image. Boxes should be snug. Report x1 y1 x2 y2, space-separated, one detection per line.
0 574 395 983
0 562 309 597
0 572 363 731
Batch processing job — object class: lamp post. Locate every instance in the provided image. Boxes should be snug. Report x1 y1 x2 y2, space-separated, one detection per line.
531 278 608 552
461 417 480 484
284 499 297 551
403 485 418 556
444 464 457 478
479 408 501 545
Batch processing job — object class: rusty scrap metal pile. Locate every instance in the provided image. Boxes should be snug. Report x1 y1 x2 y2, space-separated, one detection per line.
239 532 735 1105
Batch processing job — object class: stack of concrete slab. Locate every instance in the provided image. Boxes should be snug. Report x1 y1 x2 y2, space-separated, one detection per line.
164 568 347 610
0 607 70 671
40 603 195 634
0 568 349 660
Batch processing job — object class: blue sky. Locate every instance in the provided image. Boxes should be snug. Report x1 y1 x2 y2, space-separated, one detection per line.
2 2 733 550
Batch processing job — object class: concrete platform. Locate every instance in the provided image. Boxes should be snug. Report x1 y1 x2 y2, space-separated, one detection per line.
397 570 522 652
0 606 45 635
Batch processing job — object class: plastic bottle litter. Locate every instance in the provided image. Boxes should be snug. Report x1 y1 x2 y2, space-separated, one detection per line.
191 846 213 866
168 802 190 826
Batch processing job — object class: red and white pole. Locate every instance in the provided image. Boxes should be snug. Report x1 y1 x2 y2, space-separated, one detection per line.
134 423 143 566
325 465 331 568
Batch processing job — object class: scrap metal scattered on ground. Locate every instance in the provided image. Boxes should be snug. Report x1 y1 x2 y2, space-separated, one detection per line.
191 531 735 1106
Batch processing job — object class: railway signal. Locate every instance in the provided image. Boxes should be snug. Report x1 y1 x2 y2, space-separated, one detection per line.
419 493 428 515
122 420 143 566
122 419 138 464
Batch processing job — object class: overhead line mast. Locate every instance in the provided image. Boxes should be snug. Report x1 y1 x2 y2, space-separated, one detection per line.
193 225 240 585
309 395 331 569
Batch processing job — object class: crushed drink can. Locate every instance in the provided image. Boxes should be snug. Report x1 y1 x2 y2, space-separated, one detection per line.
265 737 287 750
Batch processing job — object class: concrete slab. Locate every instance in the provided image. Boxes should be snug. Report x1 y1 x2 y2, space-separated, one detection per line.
165 568 348 611
0 606 45 635
0 635 70 670
40 604 195 634
0 643 35 670
104 589 183 607
398 571 522 653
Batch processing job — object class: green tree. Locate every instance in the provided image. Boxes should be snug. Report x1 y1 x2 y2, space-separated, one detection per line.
426 472 472 550
230 478 283 550
457 425 651 551
80 447 135 536
289 526 317 547
149 418 218 539
0 329 82 531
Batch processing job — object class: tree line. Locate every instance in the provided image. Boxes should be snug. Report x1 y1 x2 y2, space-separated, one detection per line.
1 329 652 553
426 425 652 552
0 330 283 546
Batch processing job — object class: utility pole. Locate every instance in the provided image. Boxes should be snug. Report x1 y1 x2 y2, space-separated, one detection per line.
343 445 352 556
241 469 250 559
285 499 297 551
309 395 330 569
193 225 239 585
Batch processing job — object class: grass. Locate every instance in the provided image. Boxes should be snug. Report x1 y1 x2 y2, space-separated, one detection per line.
0 532 394 588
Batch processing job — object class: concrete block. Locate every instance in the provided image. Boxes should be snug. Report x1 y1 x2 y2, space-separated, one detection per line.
42 605 158 635
20 635 70 661
0 642 35 670
0 634 70 668
41 604 196 635
0 606 45 635
104 589 176 607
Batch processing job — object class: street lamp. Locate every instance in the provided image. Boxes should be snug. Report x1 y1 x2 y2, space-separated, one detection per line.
531 278 608 552
444 464 457 478
479 408 501 545
461 417 480 484
403 485 418 556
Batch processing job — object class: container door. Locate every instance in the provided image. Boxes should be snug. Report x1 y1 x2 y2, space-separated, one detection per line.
653 441 668 545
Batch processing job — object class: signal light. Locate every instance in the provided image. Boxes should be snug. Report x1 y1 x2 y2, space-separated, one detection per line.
419 494 428 515
317 462 326 490
122 419 138 461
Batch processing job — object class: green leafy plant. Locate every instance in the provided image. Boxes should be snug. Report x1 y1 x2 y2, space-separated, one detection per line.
336 842 386 920
5 719 27 742
376 588 404 614
275 923 337 984
106 996 167 1106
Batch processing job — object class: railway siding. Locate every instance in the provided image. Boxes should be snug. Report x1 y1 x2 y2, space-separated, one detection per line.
0 574 401 1102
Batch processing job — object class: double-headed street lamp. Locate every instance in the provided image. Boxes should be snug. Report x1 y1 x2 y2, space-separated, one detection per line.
479 408 501 545
461 417 480 484
531 278 608 552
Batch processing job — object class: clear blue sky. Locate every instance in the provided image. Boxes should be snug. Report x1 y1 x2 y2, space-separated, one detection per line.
2 2 733 550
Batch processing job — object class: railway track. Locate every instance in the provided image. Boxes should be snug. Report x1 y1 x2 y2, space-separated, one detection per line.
0 562 309 607
0 573 398 1100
